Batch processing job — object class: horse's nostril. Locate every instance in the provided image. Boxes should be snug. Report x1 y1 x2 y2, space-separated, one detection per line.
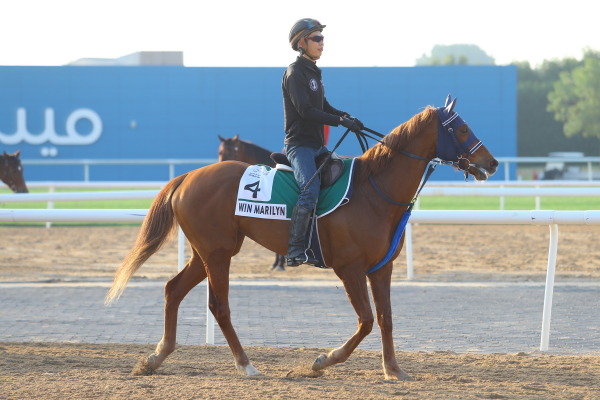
490 159 498 168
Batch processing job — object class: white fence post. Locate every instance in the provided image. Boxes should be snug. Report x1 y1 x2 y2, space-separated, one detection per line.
45 186 54 229
540 224 559 351
206 281 215 345
178 228 185 271
405 223 414 280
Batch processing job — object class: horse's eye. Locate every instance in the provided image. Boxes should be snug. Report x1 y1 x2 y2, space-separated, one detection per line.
459 126 469 135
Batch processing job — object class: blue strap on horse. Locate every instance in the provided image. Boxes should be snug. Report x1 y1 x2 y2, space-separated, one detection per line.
327 125 438 275
366 162 437 274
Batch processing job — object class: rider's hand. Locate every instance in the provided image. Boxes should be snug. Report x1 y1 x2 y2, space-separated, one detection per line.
340 117 361 133
350 117 364 131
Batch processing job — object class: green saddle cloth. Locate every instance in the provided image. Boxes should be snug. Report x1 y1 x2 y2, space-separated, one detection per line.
235 158 355 219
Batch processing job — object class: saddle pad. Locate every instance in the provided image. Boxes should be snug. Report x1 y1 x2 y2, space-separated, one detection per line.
235 158 355 220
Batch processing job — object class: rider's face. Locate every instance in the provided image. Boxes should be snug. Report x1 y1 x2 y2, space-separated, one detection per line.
302 31 324 60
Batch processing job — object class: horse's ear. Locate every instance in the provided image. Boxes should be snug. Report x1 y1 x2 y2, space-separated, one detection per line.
233 134 239 141
15 150 21 157
444 94 452 107
2 151 7 157
218 135 226 142
444 97 457 115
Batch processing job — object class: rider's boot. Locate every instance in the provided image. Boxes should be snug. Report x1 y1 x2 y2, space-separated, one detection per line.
285 205 318 267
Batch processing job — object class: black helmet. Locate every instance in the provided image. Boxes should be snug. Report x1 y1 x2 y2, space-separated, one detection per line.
289 18 326 51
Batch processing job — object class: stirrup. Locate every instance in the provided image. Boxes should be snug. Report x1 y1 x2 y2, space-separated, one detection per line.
286 250 318 267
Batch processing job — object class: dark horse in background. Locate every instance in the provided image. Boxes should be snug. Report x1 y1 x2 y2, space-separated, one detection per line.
106 96 498 380
1 150 28 193
218 134 286 271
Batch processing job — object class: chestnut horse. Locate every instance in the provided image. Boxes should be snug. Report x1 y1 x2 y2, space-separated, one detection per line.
106 96 498 380
1 150 28 193
217 134 286 271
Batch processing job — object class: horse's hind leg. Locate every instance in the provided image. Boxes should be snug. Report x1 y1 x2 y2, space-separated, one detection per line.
205 248 260 376
134 249 207 375
368 262 412 381
312 265 374 372
271 253 285 271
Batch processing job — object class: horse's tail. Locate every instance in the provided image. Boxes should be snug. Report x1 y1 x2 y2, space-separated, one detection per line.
105 173 188 305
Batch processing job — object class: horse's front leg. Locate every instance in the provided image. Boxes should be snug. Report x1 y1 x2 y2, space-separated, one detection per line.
205 249 260 376
368 262 412 381
312 267 373 371
134 251 206 375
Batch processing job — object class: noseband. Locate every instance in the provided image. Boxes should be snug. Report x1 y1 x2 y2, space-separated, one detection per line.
434 107 483 180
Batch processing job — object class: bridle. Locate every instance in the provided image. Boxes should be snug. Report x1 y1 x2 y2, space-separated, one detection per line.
360 106 484 181
357 104 487 208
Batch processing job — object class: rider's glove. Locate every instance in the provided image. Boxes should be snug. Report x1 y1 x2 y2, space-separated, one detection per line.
340 117 361 133
350 117 364 131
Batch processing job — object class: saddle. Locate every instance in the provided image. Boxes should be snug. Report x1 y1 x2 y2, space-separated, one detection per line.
270 151 345 189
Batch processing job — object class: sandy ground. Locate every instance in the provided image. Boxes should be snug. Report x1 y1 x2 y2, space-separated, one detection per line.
1 224 599 399
1 224 599 283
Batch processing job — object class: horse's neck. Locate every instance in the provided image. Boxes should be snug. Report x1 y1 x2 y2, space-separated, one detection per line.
375 156 428 206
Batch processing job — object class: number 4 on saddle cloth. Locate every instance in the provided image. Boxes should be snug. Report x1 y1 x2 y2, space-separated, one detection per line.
235 155 356 268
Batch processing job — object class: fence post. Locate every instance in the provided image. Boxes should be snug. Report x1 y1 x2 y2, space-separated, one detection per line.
540 223 559 351
46 186 54 229
206 280 215 345
405 223 414 280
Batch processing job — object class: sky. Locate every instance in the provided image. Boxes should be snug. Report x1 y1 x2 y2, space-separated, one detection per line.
1 0 598 68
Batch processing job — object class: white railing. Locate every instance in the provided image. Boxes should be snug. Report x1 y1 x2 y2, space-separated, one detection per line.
20 156 600 181
1 207 598 352
22 159 218 181
6 183 600 213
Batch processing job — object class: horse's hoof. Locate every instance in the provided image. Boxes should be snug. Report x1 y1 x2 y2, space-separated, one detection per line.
311 354 327 371
237 363 261 376
132 358 156 376
385 369 413 381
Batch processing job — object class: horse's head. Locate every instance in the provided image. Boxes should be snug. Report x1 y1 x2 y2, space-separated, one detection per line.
435 95 498 181
2 150 29 193
218 134 240 162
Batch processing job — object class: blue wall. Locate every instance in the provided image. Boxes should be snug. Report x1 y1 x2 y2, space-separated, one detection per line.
0 65 516 181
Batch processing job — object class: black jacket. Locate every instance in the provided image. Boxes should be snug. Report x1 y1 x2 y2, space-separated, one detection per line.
282 56 346 148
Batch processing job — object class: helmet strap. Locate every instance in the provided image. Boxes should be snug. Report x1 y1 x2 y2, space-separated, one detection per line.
299 40 318 61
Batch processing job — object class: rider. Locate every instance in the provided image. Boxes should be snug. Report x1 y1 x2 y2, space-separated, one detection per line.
282 18 364 267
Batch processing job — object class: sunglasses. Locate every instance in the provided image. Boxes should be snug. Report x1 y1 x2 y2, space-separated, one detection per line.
306 35 324 43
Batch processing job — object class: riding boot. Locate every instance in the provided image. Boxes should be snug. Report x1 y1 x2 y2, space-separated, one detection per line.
285 205 318 267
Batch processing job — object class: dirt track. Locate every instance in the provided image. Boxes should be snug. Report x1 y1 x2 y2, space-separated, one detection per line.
1 224 599 399
1 224 599 283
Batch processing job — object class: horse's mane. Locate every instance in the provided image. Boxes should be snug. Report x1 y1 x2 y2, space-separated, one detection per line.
359 107 436 179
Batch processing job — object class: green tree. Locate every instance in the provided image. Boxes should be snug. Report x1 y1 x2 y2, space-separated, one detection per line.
416 44 494 65
516 54 600 156
547 51 600 139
